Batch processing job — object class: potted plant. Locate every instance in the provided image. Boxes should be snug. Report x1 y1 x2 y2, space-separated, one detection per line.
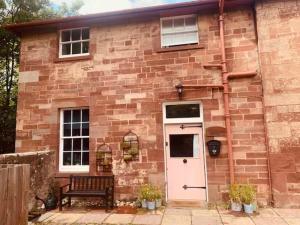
128 148 138 157
146 187 156 210
229 184 242 212
154 187 162 208
138 184 150 208
240 184 256 214
121 142 131 149
124 154 133 162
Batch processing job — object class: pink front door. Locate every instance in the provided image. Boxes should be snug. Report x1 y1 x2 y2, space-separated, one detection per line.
165 124 206 201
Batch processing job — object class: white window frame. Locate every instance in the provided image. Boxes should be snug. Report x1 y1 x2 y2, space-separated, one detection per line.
160 14 199 48
163 101 203 124
59 27 90 58
59 108 89 172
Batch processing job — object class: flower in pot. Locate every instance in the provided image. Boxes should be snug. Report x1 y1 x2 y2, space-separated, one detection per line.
229 184 242 212
121 142 131 149
128 148 138 157
240 185 256 214
124 154 133 162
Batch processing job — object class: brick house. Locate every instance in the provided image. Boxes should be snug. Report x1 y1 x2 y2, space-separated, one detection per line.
5 0 300 207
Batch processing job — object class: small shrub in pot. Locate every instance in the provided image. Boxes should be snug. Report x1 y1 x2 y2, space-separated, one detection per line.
240 185 256 214
229 184 242 212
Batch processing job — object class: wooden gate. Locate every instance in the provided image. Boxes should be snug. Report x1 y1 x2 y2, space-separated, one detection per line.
0 164 30 225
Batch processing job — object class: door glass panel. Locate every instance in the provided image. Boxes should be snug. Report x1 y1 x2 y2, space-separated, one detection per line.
169 134 199 157
166 104 200 118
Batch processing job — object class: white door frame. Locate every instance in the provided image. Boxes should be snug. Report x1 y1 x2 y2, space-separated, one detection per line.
162 101 208 202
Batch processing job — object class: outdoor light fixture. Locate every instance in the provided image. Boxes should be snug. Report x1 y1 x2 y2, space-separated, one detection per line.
175 83 183 99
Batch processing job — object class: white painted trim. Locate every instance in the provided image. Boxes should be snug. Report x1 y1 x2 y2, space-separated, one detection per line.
162 101 208 202
59 108 90 173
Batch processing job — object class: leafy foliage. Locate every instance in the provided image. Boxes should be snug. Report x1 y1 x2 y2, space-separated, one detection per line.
0 0 83 154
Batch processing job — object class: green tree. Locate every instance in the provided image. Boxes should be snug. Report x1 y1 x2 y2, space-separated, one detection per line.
0 0 83 154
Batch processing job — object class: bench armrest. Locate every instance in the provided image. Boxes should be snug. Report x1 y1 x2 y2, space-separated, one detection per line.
60 183 70 195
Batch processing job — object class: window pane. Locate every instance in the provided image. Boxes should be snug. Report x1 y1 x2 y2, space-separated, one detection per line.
82 109 89 122
82 152 89 165
162 20 173 29
83 138 89 150
82 123 89 136
169 134 194 157
82 42 89 54
72 110 81 122
82 28 89 40
166 104 200 118
64 110 71 123
62 43 71 55
73 138 81 151
184 32 198 44
185 16 197 27
61 30 70 42
72 42 81 54
72 123 81 136
72 152 81 165
63 124 71 137
174 18 184 29
63 152 72 165
72 29 81 41
63 139 72 151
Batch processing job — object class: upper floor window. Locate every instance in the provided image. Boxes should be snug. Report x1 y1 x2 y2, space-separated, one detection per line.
161 15 198 48
59 27 90 58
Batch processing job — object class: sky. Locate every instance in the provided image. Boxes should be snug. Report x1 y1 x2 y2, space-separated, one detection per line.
51 0 194 15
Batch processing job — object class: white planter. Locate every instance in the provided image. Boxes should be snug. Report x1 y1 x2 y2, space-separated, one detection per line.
231 201 242 212
147 201 156 210
155 199 162 208
243 203 254 214
141 199 147 208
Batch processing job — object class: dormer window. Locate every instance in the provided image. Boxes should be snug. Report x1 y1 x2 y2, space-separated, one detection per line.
161 15 199 48
59 27 90 58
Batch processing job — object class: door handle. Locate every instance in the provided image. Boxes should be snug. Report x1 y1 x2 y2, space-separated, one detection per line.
183 159 187 164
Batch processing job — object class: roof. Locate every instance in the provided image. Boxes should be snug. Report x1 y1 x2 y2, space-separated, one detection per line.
5 0 254 35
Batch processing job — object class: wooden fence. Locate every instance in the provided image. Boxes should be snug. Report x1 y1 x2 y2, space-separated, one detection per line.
0 164 30 225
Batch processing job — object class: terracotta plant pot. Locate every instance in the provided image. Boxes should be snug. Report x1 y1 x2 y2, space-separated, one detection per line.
116 206 137 214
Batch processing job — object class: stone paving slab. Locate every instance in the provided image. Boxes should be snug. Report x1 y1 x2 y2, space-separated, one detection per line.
221 215 255 225
251 208 280 218
161 215 191 225
132 214 162 225
103 214 134 224
76 212 110 224
192 209 219 216
285 218 300 225
44 213 84 224
164 208 191 215
274 209 300 218
192 215 223 225
251 217 288 225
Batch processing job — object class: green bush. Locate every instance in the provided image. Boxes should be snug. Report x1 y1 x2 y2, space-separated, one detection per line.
240 185 256 205
229 184 242 203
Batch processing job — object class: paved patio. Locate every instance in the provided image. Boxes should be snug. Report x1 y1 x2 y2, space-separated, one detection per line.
29 207 300 225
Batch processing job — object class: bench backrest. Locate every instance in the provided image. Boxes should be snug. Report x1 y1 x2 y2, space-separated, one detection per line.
70 176 114 191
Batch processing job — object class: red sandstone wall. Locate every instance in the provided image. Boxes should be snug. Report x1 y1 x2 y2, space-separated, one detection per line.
17 7 269 203
256 0 300 207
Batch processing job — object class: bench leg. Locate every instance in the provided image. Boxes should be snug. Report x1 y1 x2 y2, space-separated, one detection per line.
68 196 71 207
59 195 62 211
105 195 109 212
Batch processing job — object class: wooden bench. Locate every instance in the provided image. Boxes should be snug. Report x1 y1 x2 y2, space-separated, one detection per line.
59 175 114 211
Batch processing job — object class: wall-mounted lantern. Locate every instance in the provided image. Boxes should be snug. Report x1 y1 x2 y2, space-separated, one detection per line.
207 140 221 157
175 83 183 99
